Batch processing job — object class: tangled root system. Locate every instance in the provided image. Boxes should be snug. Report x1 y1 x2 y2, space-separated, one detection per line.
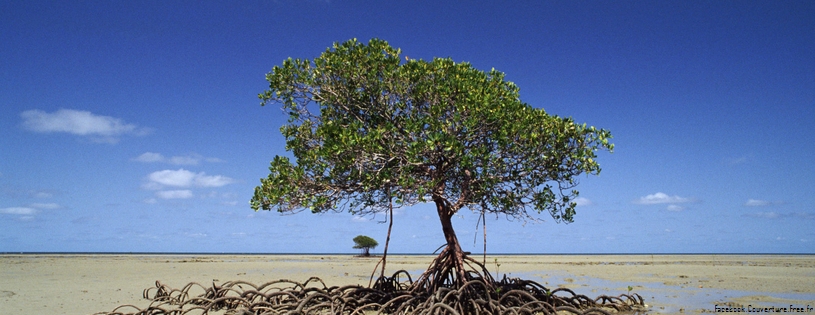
95 272 645 315
97 248 645 314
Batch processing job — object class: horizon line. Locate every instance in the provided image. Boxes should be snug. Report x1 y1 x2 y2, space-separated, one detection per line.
2 251 813 256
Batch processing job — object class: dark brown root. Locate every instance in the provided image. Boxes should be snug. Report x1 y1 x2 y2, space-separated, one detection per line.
96 249 645 314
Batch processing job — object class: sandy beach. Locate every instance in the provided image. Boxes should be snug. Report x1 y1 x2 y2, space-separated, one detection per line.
1 254 812 315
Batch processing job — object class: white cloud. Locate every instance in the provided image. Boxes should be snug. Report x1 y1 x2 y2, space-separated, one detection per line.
20 109 150 142
0 207 37 215
0 203 60 216
634 192 692 205
134 152 165 163
149 169 197 187
133 152 223 165
146 169 234 192
744 199 771 207
30 203 59 209
573 197 593 207
156 190 194 199
666 205 684 211
193 174 234 187
168 156 200 165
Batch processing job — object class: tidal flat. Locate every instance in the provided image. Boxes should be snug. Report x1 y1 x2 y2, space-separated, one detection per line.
1 254 812 315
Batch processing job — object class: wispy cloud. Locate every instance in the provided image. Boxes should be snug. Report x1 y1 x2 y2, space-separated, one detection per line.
133 152 224 165
1 187 56 199
20 109 151 143
146 169 234 188
143 168 234 203
634 192 692 205
33 191 54 198
745 199 770 206
156 190 194 199
0 203 60 216
147 169 196 187
134 152 165 163
29 203 60 209
168 156 200 165
0 207 37 215
193 174 234 187
743 211 780 219
574 197 593 207
666 205 684 211
742 212 814 220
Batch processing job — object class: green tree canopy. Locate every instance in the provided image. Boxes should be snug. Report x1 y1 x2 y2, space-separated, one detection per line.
251 38 612 287
352 235 379 256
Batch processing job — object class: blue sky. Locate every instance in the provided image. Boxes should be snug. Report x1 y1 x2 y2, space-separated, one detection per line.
1 1 813 254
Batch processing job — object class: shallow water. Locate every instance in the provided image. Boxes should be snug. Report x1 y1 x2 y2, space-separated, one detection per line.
521 272 815 314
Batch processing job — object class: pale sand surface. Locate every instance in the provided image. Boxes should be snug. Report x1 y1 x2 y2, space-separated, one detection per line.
1 254 813 315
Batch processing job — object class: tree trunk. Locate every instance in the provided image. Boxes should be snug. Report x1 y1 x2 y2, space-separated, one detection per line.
435 199 467 285
379 190 394 278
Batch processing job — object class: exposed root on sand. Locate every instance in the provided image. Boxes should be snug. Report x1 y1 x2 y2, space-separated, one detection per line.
94 277 644 315
95 268 645 315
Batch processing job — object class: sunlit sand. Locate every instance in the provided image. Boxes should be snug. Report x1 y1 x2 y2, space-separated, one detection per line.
1 254 812 314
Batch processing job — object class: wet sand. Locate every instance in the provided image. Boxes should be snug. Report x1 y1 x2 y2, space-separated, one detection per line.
1 254 813 314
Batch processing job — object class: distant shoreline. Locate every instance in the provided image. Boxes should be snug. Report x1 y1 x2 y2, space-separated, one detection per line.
2 252 813 255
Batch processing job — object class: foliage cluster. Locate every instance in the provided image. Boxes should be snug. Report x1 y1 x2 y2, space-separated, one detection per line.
251 38 613 227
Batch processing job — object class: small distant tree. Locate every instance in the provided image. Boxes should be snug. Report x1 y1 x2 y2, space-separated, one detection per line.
352 235 379 257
